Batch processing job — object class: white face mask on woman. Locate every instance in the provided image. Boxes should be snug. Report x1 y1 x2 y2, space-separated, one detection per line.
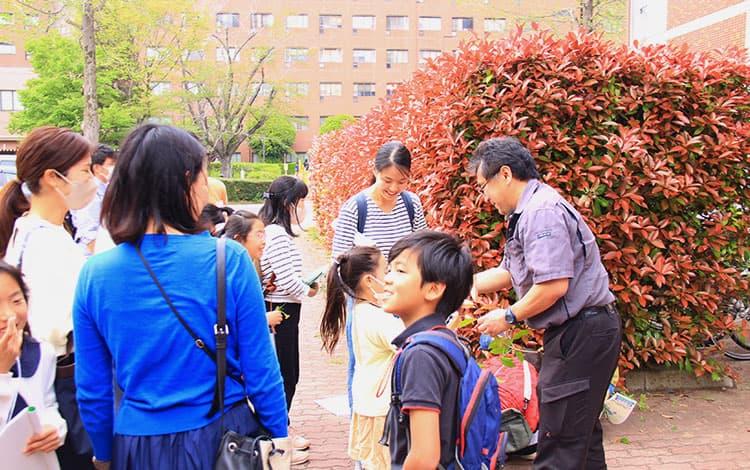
53 170 98 210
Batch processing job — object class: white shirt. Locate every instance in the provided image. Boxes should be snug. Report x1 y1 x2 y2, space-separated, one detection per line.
4 214 85 356
351 302 404 417
261 224 310 304
0 340 67 439
70 179 107 256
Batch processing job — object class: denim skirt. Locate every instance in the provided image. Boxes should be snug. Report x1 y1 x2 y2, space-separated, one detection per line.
112 403 260 470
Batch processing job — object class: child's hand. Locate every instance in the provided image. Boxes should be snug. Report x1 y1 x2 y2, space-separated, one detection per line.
24 425 61 454
0 317 22 373
266 310 284 328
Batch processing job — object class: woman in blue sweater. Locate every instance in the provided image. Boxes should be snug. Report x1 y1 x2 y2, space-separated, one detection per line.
73 125 288 469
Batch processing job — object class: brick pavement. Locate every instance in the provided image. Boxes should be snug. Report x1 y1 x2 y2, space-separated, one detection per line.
290 232 750 470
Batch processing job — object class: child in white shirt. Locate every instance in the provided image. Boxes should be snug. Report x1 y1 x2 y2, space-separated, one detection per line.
320 246 404 470
0 260 66 454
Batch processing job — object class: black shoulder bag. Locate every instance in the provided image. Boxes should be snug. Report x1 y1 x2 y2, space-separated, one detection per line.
136 237 284 469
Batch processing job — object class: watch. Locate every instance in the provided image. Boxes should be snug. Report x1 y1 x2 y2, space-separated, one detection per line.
505 307 518 325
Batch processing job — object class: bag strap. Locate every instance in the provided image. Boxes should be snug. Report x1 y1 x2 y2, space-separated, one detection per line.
355 192 368 233
356 191 416 234
400 192 416 231
216 237 229 423
522 360 532 410
135 237 238 417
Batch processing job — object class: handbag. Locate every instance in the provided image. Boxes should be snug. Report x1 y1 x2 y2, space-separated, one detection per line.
136 237 290 470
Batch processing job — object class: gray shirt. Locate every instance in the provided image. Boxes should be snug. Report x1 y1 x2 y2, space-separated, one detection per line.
501 179 615 329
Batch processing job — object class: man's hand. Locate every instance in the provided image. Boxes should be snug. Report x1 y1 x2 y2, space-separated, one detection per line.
0 318 22 373
23 425 62 454
476 308 511 336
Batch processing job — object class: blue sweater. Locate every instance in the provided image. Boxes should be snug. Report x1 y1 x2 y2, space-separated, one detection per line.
73 233 288 461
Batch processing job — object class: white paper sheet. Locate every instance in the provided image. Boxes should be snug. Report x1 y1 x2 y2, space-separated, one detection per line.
0 407 60 470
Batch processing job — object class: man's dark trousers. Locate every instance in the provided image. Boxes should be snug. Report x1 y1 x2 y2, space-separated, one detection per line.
534 305 622 470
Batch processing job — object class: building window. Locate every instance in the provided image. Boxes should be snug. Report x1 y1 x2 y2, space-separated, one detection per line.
419 49 441 64
216 13 240 28
484 17 506 32
284 47 308 63
251 82 273 97
183 50 205 61
352 15 376 30
319 82 342 97
250 13 274 30
0 12 13 25
319 115 331 126
353 49 376 64
353 83 376 97
319 14 342 29
386 83 399 97
231 153 242 164
386 49 408 65
418 16 441 31
216 47 239 62
452 17 473 32
146 47 164 61
386 16 409 31
0 43 17 55
183 82 203 94
24 14 39 27
319 48 343 63
0 90 22 111
150 82 171 96
292 116 309 131
286 82 309 96
286 14 308 29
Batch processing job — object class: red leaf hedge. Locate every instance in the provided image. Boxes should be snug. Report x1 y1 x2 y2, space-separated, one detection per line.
309 27 750 378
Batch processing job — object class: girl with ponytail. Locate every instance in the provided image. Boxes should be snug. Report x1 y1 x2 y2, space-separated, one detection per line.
320 246 404 470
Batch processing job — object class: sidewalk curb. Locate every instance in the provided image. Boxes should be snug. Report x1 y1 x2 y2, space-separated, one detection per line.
625 367 735 393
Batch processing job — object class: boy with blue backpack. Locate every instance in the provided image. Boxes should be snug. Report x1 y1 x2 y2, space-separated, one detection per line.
380 230 502 469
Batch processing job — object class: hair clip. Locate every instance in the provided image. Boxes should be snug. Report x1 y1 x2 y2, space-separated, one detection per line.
262 191 274 199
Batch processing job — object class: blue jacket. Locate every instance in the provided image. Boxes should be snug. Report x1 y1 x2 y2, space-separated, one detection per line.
74 232 287 461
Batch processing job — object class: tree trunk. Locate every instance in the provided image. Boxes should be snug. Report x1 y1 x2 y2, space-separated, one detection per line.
221 157 231 178
81 0 100 142
581 0 595 32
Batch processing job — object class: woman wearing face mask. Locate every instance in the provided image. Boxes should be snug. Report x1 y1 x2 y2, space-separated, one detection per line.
259 176 317 463
0 126 96 469
319 246 403 470
330 141 427 420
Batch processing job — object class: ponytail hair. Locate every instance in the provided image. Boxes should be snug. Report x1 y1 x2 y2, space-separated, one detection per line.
320 246 382 354
0 127 92 257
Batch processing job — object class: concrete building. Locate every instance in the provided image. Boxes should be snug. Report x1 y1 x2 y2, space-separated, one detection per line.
0 11 33 155
1 1 583 159
629 0 750 54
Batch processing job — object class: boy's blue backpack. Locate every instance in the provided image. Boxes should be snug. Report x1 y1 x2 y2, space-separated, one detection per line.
392 327 503 470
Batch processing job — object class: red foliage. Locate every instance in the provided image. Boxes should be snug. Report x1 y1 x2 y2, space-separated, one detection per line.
309 27 750 378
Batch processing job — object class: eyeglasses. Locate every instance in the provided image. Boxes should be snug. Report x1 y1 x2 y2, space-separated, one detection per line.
478 173 497 193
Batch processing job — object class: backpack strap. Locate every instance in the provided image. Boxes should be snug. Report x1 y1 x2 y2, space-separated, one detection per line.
356 191 416 234
400 192 416 231
355 192 368 234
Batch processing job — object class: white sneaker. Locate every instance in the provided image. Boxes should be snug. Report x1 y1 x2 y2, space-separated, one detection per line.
291 448 310 466
292 434 310 451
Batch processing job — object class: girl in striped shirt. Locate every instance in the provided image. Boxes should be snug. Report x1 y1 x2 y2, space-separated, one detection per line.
259 176 318 458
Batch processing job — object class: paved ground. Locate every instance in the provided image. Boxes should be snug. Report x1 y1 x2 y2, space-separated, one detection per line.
287 232 750 470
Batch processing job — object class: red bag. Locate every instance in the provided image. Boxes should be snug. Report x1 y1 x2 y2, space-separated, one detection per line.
485 357 540 432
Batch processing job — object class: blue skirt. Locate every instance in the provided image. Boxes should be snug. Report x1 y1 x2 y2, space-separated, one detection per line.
112 403 261 470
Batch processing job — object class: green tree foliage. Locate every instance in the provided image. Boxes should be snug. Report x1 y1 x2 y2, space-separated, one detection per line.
320 114 356 135
8 33 138 144
249 113 296 162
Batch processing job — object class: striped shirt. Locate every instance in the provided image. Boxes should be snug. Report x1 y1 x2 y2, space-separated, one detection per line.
332 191 427 261
261 224 310 304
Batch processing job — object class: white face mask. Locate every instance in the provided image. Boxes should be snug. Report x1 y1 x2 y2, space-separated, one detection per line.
368 275 388 305
53 170 98 210
102 165 114 183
